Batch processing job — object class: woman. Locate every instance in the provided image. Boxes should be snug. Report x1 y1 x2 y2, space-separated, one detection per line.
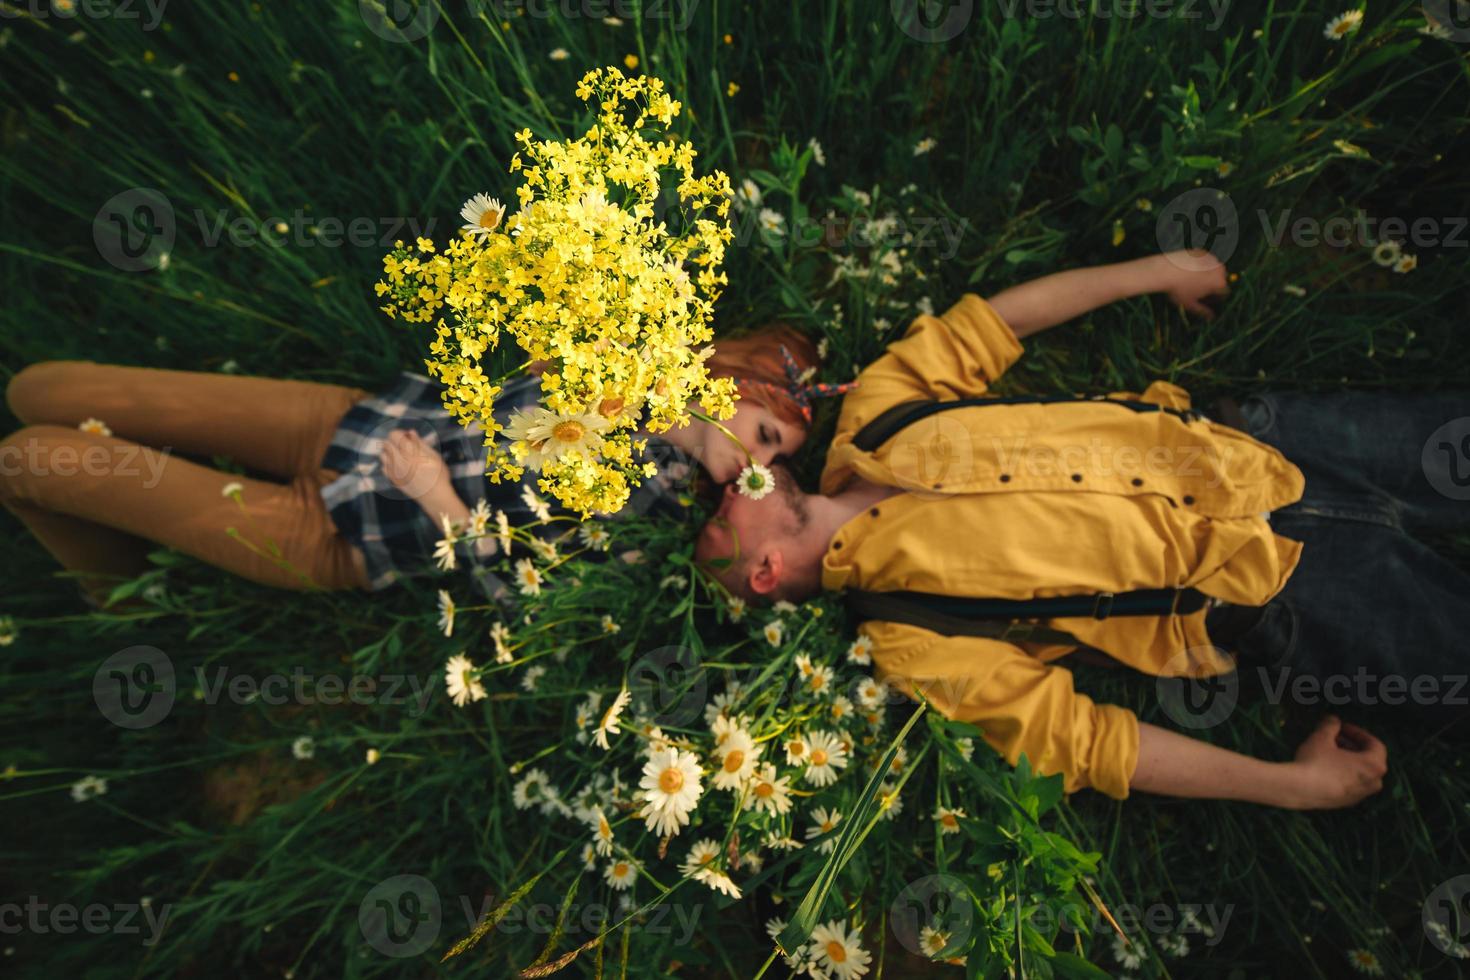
0 327 825 606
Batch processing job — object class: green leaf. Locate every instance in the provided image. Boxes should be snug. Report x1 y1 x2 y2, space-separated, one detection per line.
1048 951 1112 978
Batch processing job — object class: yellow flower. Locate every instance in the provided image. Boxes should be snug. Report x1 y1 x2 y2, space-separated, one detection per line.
726 81 739 97
624 53 639 69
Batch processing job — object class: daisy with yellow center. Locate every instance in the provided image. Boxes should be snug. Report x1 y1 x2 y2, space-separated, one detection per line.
604 857 639 890
78 417 112 436
433 514 459 571
803 729 849 787
638 746 703 838
578 524 610 550
588 806 615 856
514 559 543 596
934 805 965 834
502 406 612 471
784 734 809 766
726 596 747 621
444 653 486 707
846 634 874 665
1345 949 1383 975
830 696 853 724
806 664 834 697
680 838 742 899
919 925 950 958
711 727 759 791
1324 9 1364 39
511 767 551 810
763 620 785 647
743 763 792 816
490 621 514 664
793 653 815 677
1393 253 1418 274
593 685 631 750
855 678 885 709
467 498 492 537
458 193 505 238
808 919 871 979
805 806 843 856
436 589 456 637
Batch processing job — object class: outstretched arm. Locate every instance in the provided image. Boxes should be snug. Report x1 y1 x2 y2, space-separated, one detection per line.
1131 716 1388 809
987 249 1229 339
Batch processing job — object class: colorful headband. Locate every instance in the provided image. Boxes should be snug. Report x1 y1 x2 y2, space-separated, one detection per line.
733 344 857 424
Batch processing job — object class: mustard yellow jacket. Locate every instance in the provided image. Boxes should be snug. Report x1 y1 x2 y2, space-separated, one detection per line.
819 295 1306 799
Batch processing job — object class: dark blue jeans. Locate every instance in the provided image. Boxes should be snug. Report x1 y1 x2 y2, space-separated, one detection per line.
1227 391 1470 724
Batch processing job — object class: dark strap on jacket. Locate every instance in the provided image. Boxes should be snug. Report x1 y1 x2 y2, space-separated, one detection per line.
852 395 1203 452
846 587 1211 645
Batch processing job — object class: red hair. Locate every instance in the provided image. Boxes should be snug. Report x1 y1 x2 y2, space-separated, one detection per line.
704 323 821 430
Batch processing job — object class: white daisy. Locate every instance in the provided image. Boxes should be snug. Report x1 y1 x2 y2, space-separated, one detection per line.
1324 9 1364 40
578 524 611 551
763 620 785 647
660 574 688 591
681 838 741 899
808 920 871 979
829 695 855 725
502 406 611 471
912 137 937 156
593 685 632 750
919 925 950 958
0 616 18 647
1393 253 1418 274
467 498 492 537
638 747 703 838
520 486 553 521
1111 934 1144 969
514 559 543 597
811 811 846 852
490 621 513 663
604 857 639 890
734 178 762 209
737 462 774 500
78 417 112 437
495 509 513 550
520 664 546 692
220 480 244 498
580 842 598 871
955 737 975 762
934 805 965 834
803 729 849 786
600 614 621 635
432 514 459 571
805 664 835 698
1371 240 1401 266
436 589 456 637
711 727 760 791
588 806 616 856
783 733 809 766
807 137 826 166
1346 949 1383 975
743 763 793 816
548 47 570 60
757 208 786 236
70 775 108 802
511 767 551 810
772 600 798 615
726 596 747 622
846 634 874 665
766 916 788 940
855 677 885 709
291 736 315 760
444 653 486 707
459 193 506 237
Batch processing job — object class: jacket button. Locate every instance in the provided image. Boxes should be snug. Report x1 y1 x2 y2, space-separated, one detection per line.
1071 473 1082 483
1183 495 1196 505
869 507 880 518
999 474 1011 483
1131 477 1144 487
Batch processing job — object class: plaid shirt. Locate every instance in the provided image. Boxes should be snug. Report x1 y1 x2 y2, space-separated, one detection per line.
320 372 695 601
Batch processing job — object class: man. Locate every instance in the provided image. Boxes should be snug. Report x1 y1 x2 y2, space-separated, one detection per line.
698 250 1468 809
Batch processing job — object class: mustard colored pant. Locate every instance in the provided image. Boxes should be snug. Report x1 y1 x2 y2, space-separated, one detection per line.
1 361 373 600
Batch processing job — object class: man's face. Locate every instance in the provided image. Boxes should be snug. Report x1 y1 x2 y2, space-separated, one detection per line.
695 465 809 594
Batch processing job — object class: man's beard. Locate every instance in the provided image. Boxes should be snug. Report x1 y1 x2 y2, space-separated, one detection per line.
771 464 810 533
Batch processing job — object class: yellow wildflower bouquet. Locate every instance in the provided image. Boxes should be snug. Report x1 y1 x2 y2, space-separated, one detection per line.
375 67 736 517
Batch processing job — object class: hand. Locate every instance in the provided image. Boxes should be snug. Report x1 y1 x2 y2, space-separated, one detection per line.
1285 715 1388 809
380 428 450 499
1157 249 1230 319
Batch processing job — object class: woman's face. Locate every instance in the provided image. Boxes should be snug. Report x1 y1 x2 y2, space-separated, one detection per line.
693 399 806 484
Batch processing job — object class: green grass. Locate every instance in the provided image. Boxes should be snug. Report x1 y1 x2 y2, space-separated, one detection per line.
2 1 1469 977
